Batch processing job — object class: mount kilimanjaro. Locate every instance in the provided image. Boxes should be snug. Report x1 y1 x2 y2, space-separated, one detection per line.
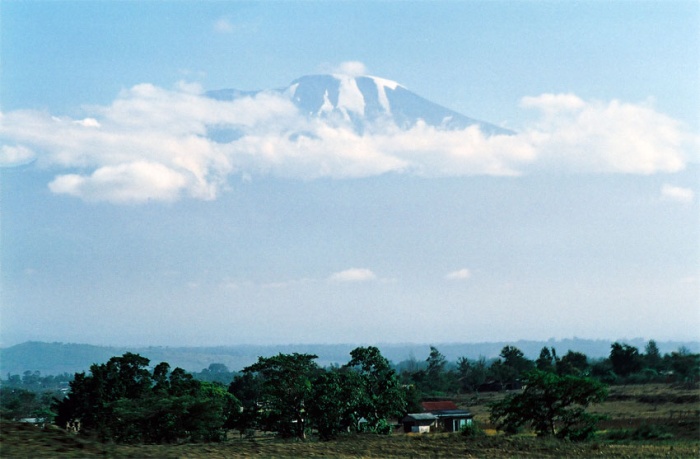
206 74 512 136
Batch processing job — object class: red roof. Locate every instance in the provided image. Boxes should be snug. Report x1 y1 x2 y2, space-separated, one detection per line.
421 401 458 412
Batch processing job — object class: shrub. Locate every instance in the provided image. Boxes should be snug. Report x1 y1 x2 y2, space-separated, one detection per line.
460 421 485 438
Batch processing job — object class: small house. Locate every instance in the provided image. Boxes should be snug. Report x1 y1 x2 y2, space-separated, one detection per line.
402 413 437 433
419 400 473 433
431 409 473 432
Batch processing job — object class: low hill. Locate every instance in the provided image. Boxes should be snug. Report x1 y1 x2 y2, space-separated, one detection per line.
1 339 697 376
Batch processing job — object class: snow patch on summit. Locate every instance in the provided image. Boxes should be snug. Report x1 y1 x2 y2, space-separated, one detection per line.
370 76 401 91
286 82 300 98
371 77 398 113
319 90 334 115
334 74 366 117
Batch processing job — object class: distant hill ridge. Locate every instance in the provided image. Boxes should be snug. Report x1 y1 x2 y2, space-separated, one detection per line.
1 339 697 376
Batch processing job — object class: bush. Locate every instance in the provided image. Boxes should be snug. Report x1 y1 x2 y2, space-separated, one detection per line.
373 418 393 435
460 421 485 438
633 423 674 440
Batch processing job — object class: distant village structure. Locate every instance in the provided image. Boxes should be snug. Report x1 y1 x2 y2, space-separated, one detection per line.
402 401 473 433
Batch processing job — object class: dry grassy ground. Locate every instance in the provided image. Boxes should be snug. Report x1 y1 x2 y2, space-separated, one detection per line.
459 382 700 436
1 383 698 458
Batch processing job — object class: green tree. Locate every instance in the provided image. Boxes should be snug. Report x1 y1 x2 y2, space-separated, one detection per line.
490 370 607 441
500 346 534 374
193 363 236 384
242 353 319 439
609 342 642 378
557 351 588 376
345 346 406 433
456 356 487 392
425 346 447 392
666 348 700 383
55 352 152 438
307 369 363 440
643 340 663 372
536 347 557 373
489 346 534 387
227 371 264 436
54 353 235 443
590 358 618 384
0 388 50 421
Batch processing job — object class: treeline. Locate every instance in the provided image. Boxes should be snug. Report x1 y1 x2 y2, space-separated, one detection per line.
47 347 405 443
0 371 72 422
1 340 697 444
397 340 700 398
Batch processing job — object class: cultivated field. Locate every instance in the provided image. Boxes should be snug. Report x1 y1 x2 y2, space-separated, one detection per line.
2 383 698 458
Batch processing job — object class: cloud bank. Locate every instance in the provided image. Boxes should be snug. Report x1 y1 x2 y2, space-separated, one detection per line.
0 82 695 203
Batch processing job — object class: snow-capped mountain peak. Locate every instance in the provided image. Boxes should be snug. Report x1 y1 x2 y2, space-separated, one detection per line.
208 74 511 135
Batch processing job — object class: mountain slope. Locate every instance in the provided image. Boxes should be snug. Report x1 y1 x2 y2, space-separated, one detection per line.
207 74 512 135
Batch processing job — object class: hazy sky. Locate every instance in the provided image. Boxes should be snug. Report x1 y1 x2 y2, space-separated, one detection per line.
1 1 698 347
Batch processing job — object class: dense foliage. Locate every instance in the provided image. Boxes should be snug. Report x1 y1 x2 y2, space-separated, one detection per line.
0 371 72 422
228 346 407 440
490 370 608 441
53 353 238 443
395 340 699 398
4 339 698 444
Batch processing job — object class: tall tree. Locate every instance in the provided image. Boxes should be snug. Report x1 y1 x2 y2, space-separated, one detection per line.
500 346 534 374
490 346 534 386
609 343 642 377
456 356 487 392
644 340 663 372
536 347 557 373
490 370 607 441
242 353 319 439
666 348 700 383
307 369 363 440
55 352 152 438
557 351 588 376
227 372 264 436
425 346 447 392
345 346 406 433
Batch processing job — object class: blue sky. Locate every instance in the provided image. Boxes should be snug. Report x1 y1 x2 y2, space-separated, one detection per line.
1 1 698 346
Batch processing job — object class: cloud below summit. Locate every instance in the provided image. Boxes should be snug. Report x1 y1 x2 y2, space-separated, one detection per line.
0 81 695 203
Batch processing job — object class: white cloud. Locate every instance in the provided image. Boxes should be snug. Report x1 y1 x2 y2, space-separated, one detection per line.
329 268 377 282
333 61 368 76
0 144 35 166
520 95 690 174
74 117 101 128
661 184 695 203
0 83 695 203
48 161 189 203
520 93 586 113
446 268 472 280
213 17 234 33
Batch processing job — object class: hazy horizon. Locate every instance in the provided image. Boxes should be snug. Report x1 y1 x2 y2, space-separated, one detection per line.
1 2 698 347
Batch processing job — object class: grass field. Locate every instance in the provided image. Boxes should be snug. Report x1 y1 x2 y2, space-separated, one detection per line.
1 383 698 458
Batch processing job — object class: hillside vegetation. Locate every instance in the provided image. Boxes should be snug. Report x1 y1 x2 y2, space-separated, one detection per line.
1 341 698 457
